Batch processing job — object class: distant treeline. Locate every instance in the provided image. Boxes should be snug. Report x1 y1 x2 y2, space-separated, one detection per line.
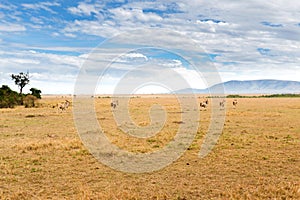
226 94 300 98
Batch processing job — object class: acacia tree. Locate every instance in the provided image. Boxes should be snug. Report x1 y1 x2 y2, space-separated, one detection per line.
11 72 30 94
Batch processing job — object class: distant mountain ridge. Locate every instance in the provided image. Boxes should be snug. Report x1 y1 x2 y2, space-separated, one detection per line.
174 80 300 94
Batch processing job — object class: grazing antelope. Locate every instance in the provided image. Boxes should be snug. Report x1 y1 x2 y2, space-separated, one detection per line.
200 101 207 110
219 99 226 109
58 100 70 112
204 99 209 105
233 99 238 108
110 100 119 109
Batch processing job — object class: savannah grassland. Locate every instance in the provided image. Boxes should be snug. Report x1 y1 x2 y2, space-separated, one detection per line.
0 96 299 199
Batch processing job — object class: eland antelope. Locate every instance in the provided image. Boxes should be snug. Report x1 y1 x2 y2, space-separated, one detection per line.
200 101 208 110
58 100 70 112
219 99 226 109
233 99 238 108
110 100 119 109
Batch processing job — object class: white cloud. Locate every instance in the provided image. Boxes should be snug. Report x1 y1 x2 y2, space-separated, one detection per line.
116 53 148 63
0 23 26 32
64 33 77 38
21 2 60 14
30 16 44 24
173 67 207 89
64 5 163 38
0 4 9 9
0 50 84 68
68 2 101 16
7 58 40 65
0 49 85 94
161 59 182 68
0 3 16 10
51 32 60 37
30 79 76 94
110 7 163 22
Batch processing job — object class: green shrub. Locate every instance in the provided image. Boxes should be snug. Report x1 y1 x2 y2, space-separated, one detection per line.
0 85 22 108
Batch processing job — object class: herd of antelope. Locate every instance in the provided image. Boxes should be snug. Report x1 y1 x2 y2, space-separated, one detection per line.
110 100 119 109
54 98 238 113
199 98 238 110
54 99 119 112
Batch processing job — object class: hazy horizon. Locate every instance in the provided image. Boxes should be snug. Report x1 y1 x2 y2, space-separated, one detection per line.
28 79 300 95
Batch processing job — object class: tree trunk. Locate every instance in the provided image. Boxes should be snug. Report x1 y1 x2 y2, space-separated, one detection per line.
20 87 24 105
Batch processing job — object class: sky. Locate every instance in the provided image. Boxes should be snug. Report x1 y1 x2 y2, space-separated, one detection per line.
0 0 300 94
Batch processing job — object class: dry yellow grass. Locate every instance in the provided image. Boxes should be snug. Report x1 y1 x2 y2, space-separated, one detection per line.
0 96 299 199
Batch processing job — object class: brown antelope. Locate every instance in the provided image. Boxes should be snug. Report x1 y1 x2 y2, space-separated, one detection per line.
200 100 208 110
233 99 238 108
204 99 209 105
220 99 226 109
111 100 119 109
58 100 70 112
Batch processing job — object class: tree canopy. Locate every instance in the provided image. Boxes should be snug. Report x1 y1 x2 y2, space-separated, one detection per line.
30 88 42 99
11 72 30 94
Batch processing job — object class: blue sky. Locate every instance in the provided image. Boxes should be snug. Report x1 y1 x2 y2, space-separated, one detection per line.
0 0 300 94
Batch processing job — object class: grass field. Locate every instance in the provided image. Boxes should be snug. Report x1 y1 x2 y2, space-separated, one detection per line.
0 96 299 199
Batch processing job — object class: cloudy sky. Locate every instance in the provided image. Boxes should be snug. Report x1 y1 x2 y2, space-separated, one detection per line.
0 0 300 94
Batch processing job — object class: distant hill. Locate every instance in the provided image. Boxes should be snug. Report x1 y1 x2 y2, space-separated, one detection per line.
174 80 300 94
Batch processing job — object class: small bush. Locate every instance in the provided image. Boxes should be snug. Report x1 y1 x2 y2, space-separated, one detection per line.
23 95 37 108
25 114 36 118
